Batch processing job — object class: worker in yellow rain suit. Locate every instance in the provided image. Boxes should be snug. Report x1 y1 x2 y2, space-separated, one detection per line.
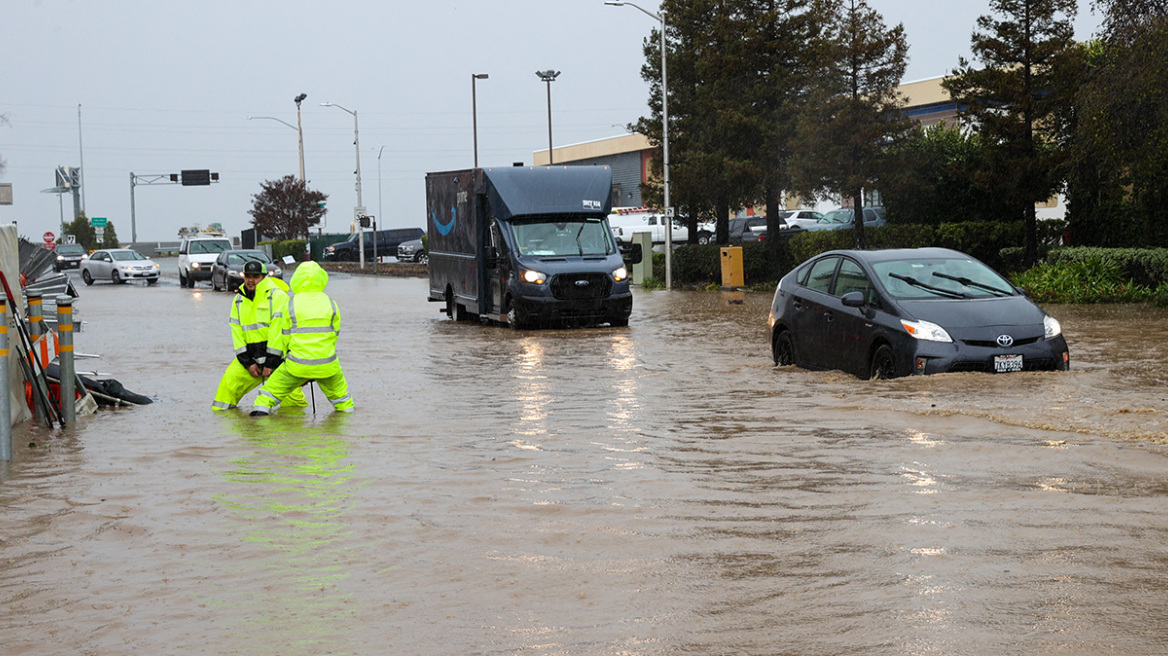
250 261 354 416
212 260 307 412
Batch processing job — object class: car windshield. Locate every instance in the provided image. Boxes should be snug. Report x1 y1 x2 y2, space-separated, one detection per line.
57 244 86 255
111 250 147 261
191 240 230 254
227 252 270 266
510 218 617 257
873 257 1015 299
822 210 852 224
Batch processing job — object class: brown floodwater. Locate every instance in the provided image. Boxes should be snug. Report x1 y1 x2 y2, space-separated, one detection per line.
2 272 1166 655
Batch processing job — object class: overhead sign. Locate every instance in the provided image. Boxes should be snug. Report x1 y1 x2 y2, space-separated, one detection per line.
90 216 108 227
181 169 211 186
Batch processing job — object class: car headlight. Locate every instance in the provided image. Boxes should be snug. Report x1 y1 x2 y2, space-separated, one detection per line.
56 255 66 261
119 264 134 271
1044 314 1062 338
228 269 242 277
521 269 547 284
152 263 160 270
612 266 628 282
191 262 201 270
900 318 953 342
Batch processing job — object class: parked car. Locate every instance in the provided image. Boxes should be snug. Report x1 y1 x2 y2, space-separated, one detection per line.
768 247 1070 378
779 210 827 230
52 243 88 271
209 249 284 291
804 207 887 231
323 228 424 261
80 248 161 285
608 208 715 245
727 217 768 243
178 236 233 287
396 238 427 263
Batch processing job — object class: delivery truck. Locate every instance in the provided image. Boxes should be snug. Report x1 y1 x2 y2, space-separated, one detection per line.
426 165 641 329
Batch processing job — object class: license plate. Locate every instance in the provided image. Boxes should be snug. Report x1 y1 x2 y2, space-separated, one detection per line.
994 354 1023 373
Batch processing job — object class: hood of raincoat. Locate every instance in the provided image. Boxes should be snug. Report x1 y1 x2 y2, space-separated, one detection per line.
289 261 329 294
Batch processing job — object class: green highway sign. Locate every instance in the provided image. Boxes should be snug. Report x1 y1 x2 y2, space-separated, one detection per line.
91 217 108 227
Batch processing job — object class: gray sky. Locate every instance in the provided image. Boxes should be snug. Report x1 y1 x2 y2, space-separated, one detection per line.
1 1 1101 243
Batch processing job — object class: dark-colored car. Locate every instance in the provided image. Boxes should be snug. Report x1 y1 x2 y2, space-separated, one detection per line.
768 247 1070 378
323 228 424 262
53 243 88 271
210 249 283 291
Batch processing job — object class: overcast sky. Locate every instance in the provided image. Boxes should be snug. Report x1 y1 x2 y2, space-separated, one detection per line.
1 0 1100 243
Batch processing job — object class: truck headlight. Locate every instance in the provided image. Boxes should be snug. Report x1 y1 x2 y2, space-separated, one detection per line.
612 266 628 282
521 269 546 284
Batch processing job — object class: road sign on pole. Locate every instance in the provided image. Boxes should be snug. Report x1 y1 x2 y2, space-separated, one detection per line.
43 231 55 245
90 216 108 227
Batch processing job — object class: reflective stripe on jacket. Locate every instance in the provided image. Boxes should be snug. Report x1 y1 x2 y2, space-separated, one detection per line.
229 275 290 368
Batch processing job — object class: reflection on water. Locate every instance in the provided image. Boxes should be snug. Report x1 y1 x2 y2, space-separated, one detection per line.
2 279 1167 655
210 413 362 654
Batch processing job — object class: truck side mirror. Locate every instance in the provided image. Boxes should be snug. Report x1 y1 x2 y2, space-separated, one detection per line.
621 242 643 265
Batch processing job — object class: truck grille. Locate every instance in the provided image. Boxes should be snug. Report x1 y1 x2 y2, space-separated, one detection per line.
550 273 612 300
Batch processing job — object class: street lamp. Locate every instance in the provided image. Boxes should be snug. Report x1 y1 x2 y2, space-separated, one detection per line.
472 73 489 168
321 101 366 268
535 69 560 165
247 114 306 182
605 1 673 289
294 93 307 182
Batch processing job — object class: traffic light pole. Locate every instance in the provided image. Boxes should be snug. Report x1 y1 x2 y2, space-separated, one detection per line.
129 171 218 242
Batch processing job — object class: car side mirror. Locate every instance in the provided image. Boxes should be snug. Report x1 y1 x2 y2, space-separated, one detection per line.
840 291 867 307
620 242 643 265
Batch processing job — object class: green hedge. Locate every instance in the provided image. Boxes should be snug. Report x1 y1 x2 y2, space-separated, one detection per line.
261 239 308 261
1042 247 1168 287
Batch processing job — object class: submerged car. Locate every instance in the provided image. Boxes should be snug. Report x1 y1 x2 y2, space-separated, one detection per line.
210 249 283 291
80 248 161 285
768 247 1070 378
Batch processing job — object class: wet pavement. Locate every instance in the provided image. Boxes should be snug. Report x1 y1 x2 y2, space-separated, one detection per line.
2 270 1167 655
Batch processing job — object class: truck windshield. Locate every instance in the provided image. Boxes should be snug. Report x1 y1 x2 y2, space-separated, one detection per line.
509 218 616 257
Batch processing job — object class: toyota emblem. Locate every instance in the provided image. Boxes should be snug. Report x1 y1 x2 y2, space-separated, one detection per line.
996 334 1014 347
575 279 590 287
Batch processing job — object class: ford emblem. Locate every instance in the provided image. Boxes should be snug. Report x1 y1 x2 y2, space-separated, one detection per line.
996 334 1014 347
575 279 590 287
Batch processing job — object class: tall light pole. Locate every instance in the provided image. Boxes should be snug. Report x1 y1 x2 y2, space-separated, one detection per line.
472 73 489 168
535 70 560 165
605 1 673 289
377 145 386 230
322 101 365 269
294 93 307 181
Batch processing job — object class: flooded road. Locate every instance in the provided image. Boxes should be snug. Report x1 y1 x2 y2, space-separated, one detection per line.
3 271 1167 655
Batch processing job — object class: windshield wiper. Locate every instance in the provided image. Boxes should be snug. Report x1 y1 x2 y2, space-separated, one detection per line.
931 272 1011 297
888 273 966 298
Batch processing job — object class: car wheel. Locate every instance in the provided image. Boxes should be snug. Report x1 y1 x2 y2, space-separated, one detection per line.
869 344 898 380
81 269 94 286
417 253 429 265
697 231 713 245
507 303 529 330
147 278 158 285
112 271 125 285
772 330 795 366
179 270 188 288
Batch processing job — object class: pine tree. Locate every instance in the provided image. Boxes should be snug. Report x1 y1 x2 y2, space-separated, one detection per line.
791 0 911 249
942 0 1078 262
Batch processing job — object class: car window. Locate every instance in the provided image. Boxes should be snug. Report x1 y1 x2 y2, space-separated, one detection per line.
804 256 839 294
873 257 1015 299
834 258 878 305
57 244 85 255
111 250 145 261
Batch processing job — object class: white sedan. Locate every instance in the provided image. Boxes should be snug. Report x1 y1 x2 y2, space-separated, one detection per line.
80 248 161 285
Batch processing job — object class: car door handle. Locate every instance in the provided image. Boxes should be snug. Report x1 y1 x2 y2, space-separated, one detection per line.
824 311 834 322
792 299 803 310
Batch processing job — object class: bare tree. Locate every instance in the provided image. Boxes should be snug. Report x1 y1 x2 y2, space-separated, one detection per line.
248 175 328 242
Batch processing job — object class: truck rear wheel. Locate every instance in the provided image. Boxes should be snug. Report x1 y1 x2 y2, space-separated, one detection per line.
445 288 467 321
